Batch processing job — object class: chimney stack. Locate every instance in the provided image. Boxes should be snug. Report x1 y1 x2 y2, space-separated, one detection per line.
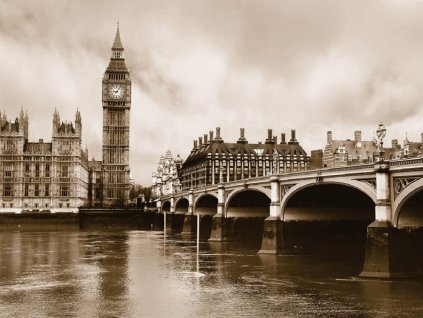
209 130 214 141
281 133 286 144
265 129 275 144
237 128 248 144
204 134 208 144
327 131 333 144
199 137 203 146
215 127 223 142
194 140 198 148
354 130 362 142
274 136 277 144
288 129 299 145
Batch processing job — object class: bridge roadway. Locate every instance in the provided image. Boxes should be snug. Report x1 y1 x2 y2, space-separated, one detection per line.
157 158 423 278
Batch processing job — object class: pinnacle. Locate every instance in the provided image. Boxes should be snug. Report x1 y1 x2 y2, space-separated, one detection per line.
112 23 124 50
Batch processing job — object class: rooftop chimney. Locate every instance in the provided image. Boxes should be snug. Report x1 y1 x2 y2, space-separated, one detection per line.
274 136 277 144
204 134 208 144
215 127 223 143
209 130 214 142
327 131 333 144
237 128 248 144
354 130 362 142
281 133 286 144
265 129 275 144
288 129 299 145
199 137 203 146
194 140 198 148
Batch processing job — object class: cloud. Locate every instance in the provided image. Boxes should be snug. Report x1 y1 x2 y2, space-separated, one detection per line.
1 0 423 184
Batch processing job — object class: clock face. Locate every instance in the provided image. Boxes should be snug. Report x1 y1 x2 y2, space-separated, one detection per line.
108 84 125 99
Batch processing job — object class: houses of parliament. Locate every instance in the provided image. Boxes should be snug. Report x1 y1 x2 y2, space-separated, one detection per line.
0 26 131 212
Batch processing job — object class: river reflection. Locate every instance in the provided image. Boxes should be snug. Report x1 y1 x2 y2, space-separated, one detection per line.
0 230 423 317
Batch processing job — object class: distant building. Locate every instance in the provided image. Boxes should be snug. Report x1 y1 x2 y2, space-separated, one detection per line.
322 130 422 168
403 134 423 158
152 150 183 197
180 128 310 190
0 109 88 212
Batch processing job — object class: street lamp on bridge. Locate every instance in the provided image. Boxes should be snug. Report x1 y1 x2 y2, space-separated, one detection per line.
376 122 387 161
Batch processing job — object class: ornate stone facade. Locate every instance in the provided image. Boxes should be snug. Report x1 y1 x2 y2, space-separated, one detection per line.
101 26 131 206
152 150 183 197
0 109 88 212
0 26 134 211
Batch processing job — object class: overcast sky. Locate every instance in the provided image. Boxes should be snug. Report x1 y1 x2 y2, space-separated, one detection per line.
1 0 423 184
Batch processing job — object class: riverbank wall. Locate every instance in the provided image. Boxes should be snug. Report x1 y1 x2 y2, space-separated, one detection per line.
0 209 161 230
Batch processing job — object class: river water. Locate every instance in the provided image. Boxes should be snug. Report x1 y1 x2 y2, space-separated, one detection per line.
0 230 423 317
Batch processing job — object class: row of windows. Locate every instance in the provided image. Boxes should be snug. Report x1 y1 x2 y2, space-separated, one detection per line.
18 202 71 209
1 184 70 197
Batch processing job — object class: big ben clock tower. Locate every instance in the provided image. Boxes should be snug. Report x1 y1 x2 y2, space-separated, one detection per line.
102 24 131 207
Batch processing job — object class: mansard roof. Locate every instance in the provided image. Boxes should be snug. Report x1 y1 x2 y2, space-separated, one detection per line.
183 140 308 168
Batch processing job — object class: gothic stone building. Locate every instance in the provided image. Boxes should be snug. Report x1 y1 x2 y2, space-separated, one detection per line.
0 26 133 211
0 109 88 212
180 128 310 191
152 150 183 197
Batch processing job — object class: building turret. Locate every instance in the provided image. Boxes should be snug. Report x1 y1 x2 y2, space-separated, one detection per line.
75 109 82 138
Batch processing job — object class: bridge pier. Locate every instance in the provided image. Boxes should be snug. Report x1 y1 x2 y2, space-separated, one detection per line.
259 176 283 254
182 190 195 234
181 214 195 234
209 184 226 241
360 162 419 278
259 216 283 254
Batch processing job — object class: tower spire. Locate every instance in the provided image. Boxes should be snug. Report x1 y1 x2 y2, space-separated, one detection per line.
112 22 124 51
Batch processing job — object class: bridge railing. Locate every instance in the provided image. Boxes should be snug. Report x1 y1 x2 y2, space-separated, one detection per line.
158 158 423 201
389 157 423 167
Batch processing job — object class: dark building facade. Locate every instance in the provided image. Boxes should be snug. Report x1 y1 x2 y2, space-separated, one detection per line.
180 128 310 190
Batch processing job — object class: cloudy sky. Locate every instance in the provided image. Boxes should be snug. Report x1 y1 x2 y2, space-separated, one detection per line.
1 0 423 184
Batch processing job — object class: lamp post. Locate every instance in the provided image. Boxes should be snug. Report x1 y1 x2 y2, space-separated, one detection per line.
376 123 387 161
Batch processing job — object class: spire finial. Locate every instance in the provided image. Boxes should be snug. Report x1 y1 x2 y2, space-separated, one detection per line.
112 22 124 51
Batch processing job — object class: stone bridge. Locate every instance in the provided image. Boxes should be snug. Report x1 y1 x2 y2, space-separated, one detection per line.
157 158 423 278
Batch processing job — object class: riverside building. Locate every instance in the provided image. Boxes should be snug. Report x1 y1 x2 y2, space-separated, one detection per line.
180 128 310 191
0 109 88 212
0 25 133 211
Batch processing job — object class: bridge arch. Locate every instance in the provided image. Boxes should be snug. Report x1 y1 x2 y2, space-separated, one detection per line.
281 179 376 220
194 193 218 215
393 178 423 227
162 200 171 213
225 188 271 218
175 197 189 214
281 179 377 220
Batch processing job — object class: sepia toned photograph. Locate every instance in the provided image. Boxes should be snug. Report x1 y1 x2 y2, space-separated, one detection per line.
1 0 423 317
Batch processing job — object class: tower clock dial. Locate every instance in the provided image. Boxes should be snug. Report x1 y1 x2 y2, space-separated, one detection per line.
108 84 125 99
